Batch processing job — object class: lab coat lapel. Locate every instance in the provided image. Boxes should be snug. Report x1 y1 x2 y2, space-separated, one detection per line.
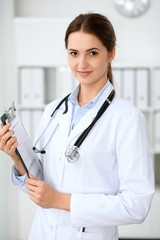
68 110 94 143
67 82 114 145
58 101 73 142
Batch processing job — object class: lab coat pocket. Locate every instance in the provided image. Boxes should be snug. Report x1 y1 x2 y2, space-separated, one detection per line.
76 231 103 240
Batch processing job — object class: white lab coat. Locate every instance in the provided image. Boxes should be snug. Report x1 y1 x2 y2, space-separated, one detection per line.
12 81 154 240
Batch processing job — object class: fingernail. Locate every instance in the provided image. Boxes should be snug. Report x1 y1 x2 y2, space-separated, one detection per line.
1 124 3 128
29 173 32 178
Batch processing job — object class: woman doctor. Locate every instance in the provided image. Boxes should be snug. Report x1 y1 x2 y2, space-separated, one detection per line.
0 13 154 240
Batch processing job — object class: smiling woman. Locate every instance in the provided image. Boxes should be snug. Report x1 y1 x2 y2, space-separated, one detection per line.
0 12 154 240
65 13 116 85
67 31 115 105
65 13 116 105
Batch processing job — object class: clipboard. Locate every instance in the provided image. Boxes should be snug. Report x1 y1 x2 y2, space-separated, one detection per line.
1 102 43 180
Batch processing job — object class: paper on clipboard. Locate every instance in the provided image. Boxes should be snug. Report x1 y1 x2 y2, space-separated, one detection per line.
0 102 43 180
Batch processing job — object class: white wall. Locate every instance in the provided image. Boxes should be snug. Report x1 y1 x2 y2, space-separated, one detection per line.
0 1 10 239
0 0 17 239
0 0 8 233
14 0 160 64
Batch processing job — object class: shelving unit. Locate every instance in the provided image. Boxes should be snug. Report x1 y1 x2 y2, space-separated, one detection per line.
18 64 160 184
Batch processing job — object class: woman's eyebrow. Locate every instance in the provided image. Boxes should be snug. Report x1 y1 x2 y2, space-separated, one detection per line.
68 48 78 51
86 48 100 52
68 47 100 52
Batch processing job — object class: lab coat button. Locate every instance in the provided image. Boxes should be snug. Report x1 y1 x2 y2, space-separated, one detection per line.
49 225 55 231
59 157 62 161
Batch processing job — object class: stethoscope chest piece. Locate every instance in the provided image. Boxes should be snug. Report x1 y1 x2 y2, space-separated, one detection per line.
65 145 80 163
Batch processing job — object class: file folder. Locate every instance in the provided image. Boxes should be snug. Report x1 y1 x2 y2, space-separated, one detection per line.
56 66 74 98
154 69 160 107
136 69 148 109
123 69 135 105
20 68 44 106
155 111 160 150
113 69 122 97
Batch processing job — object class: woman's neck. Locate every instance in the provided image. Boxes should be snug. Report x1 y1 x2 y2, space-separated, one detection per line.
78 81 107 106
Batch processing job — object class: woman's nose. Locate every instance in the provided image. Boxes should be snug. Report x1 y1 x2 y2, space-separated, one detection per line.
78 56 88 69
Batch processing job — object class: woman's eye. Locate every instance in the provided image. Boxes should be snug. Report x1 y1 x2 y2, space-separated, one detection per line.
70 52 78 56
90 51 98 56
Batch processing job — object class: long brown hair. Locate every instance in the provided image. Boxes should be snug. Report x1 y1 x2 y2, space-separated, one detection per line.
65 13 116 85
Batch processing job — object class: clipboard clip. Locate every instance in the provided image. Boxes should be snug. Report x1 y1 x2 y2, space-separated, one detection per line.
1 102 16 125
4 102 16 123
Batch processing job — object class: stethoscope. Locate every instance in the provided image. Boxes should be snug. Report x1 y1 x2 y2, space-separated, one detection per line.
33 89 115 163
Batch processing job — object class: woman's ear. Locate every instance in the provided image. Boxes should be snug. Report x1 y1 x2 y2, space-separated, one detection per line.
109 47 116 62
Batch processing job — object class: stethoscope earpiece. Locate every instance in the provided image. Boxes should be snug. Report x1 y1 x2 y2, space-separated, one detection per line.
33 146 46 154
40 150 46 154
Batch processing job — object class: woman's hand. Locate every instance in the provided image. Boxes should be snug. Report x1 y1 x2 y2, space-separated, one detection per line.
0 123 18 157
0 123 26 176
26 174 71 211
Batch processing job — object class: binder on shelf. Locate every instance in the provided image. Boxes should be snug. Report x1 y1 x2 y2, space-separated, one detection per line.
31 68 45 106
136 69 148 109
155 111 160 150
154 68 160 107
19 68 44 107
20 68 31 106
45 67 57 104
123 69 135 105
113 69 122 97
56 66 74 98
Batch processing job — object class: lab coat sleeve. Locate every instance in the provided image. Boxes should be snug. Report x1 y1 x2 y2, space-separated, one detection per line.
11 164 28 193
70 111 155 227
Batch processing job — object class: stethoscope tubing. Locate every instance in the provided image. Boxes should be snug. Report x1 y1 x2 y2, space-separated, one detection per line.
33 89 115 156
74 89 115 148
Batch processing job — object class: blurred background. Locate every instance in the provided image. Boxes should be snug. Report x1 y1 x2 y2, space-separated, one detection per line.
0 0 160 239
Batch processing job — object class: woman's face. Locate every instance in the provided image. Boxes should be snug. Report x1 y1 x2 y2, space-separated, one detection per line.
67 31 114 88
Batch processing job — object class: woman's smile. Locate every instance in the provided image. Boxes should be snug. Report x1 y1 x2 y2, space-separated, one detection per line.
78 71 92 77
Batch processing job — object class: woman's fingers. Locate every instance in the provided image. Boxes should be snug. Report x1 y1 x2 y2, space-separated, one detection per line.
0 123 14 147
0 123 11 135
27 177 42 188
27 184 38 194
10 141 18 153
29 173 35 179
7 137 18 154
6 136 17 148
0 123 18 157
0 130 14 149
0 123 13 142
